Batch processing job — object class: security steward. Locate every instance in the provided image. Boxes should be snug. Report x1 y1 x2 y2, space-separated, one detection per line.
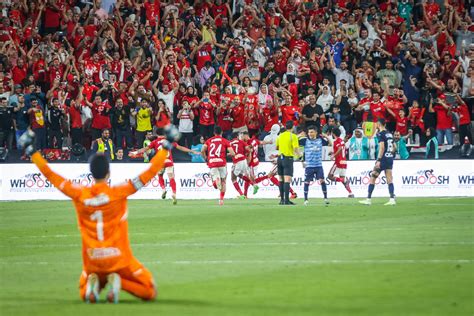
276 120 301 205
92 128 114 160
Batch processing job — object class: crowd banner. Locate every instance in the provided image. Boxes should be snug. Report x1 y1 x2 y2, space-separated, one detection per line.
0 160 473 200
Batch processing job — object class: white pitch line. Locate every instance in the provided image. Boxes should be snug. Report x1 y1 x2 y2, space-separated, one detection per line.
1 241 473 248
426 203 473 206
0 259 472 265
6 226 473 239
147 259 474 265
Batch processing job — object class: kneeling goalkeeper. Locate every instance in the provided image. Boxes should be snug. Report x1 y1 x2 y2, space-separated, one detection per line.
19 125 180 304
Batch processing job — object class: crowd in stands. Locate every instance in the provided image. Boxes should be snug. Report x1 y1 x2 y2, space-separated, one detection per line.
0 0 472 161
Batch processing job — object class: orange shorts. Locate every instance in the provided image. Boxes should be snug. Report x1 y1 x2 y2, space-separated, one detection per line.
79 257 156 301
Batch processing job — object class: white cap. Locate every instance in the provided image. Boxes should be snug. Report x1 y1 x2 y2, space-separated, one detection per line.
270 124 280 135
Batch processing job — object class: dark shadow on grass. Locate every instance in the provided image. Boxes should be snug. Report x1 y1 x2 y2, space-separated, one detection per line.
0 296 212 307
111 297 213 307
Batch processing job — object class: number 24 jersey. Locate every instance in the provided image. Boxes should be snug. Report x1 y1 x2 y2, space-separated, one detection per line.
205 136 231 168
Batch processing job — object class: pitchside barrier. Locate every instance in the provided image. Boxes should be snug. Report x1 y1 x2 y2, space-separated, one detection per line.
0 160 472 200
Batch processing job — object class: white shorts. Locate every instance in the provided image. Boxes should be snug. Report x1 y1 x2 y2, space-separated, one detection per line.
210 166 227 179
158 166 174 175
329 163 346 177
248 165 258 178
232 160 250 177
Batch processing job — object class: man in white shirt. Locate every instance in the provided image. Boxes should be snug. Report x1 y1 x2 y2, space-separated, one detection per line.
156 84 176 117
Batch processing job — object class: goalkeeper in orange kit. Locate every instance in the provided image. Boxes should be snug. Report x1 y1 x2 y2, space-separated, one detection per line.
19 125 181 304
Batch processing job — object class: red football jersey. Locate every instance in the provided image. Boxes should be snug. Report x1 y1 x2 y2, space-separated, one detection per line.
370 101 386 122
91 101 112 129
396 116 408 135
385 96 404 122
199 101 215 126
281 104 300 126
229 138 248 164
230 56 246 73
244 95 260 130
148 137 177 167
231 103 246 129
205 136 231 168
248 138 260 167
333 137 347 168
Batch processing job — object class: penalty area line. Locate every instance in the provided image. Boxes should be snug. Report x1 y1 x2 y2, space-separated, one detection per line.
0 259 472 265
1 241 474 248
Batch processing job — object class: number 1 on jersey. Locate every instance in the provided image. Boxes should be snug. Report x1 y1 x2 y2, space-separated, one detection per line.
90 210 104 241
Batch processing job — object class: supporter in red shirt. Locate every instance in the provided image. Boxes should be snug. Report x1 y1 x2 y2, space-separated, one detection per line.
395 109 409 136
261 99 279 133
423 0 440 19
288 32 310 57
211 0 231 27
86 95 112 140
47 57 65 87
452 99 472 144
280 100 301 127
230 95 246 132
430 95 453 145
381 25 399 55
244 91 260 135
273 49 289 76
369 91 386 123
43 0 61 34
228 47 247 76
216 99 233 139
11 59 27 85
68 87 84 146
194 91 216 139
144 0 161 27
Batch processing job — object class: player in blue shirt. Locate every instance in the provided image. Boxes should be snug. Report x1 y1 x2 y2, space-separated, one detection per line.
303 126 329 206
360 119 397 206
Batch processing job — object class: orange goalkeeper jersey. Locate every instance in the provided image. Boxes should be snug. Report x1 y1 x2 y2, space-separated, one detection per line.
31 150 167 273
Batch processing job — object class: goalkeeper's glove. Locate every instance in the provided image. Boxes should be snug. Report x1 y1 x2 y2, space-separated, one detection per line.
18 130 36 156
162 124 181 151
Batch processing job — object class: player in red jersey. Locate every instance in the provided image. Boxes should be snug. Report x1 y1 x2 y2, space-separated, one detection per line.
327 128 354 197
201 126 235 205
229 132 253 198
243 131 274 197
129 130 197 205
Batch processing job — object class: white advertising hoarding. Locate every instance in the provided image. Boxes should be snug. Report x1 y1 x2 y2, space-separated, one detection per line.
0 160 473 200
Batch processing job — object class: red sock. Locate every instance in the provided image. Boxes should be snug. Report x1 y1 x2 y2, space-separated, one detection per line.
169 178 177 194
212 180 218 189
244 181 250 196
233 181 243 195
289 187 295 195
335 177 344 183
158 175 165 189
255 175 268 183
270 176 280 186
240 175 254 185
220 191 225 200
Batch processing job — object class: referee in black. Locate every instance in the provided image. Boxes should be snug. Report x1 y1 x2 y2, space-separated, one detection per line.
276 120 301 205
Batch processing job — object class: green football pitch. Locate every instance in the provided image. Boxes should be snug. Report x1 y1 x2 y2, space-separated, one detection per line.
1 198 473 316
